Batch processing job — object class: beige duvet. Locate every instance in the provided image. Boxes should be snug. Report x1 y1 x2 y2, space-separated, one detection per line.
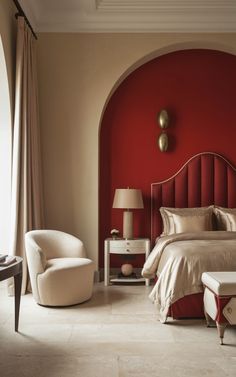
142 231 236 322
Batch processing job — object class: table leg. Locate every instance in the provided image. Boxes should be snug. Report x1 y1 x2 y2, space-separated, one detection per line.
14 272 22 332
145 240 150 287
104 242 110 286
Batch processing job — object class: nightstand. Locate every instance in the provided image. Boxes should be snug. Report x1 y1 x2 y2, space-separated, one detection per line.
104 238 150 286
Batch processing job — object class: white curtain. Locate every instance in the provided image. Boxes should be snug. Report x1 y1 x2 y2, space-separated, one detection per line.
9 16 44 294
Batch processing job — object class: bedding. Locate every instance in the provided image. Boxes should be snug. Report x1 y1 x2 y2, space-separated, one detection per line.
142 231 236 323
171 213 210 233
214 206 236 231
159 206 213 235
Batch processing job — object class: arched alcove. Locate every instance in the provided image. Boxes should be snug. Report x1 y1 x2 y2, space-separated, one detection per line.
99 47 236 269
0 35 12 251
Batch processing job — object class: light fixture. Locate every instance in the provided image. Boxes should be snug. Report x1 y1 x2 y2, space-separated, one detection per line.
112 188 144 239
157 109 169 152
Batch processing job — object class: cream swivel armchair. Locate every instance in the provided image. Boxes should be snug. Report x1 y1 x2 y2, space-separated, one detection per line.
25 230 95 306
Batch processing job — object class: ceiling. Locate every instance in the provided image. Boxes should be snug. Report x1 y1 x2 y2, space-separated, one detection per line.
18 0 236 33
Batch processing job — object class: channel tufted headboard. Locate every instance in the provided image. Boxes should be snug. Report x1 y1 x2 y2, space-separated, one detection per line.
151 152 236 244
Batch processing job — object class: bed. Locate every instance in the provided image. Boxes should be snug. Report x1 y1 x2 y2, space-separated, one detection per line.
142 152 236 322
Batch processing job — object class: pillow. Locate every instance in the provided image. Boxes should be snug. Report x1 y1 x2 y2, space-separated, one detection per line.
227 213 236 231
160 206 213 235
214 206 236 231
172 213 212 233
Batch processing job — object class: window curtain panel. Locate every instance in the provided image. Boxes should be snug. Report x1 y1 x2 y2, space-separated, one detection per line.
8 16 44 295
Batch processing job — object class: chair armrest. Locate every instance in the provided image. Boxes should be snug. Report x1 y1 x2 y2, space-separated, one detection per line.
25 234 47 304
25 237 47 273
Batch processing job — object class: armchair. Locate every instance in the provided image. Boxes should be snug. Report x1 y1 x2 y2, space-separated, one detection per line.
25 230 95 306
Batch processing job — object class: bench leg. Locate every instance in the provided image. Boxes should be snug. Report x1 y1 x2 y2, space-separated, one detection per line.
216 322 227 345
203 308 212 327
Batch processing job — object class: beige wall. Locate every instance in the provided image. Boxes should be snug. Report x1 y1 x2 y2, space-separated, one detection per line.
37 33 236 270
0 0 16 118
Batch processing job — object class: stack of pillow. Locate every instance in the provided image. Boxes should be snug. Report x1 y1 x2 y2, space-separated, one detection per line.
160 206 236 236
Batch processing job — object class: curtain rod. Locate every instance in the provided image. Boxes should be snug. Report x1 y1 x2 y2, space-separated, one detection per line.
13 0 38 40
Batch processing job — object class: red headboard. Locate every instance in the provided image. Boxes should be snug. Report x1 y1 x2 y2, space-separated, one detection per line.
151 152 236 244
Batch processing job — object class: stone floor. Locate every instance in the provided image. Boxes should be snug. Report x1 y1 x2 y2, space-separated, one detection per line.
0 281 236 377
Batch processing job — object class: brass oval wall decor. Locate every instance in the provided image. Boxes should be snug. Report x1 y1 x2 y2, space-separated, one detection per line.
157 109 170 152
158 132 168 152
158 109 169 129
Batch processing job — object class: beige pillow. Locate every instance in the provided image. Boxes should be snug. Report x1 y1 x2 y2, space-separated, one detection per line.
214 206 236 231
227 213 236 231
160 206 213 235
172 213 212 233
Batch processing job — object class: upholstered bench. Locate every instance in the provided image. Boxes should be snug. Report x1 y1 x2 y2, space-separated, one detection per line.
202 272 236 345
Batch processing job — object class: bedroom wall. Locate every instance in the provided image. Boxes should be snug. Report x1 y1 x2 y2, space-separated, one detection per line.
100 48 236 267
37 33 236 272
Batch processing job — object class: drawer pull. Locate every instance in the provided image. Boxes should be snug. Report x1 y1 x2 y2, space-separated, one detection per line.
126 249 130 252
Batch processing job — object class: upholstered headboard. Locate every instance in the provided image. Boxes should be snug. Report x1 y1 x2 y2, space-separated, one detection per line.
151 152 236 244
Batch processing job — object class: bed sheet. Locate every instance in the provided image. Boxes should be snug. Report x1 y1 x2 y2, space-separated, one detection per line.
142 231 236 322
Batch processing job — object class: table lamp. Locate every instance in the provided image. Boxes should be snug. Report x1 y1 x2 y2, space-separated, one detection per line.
112 188 144 239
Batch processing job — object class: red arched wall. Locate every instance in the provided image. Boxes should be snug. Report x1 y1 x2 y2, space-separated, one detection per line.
99 49 236 268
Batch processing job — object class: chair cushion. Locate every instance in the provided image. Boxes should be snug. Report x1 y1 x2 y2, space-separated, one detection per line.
37 257 95 306
202 271 236 296
46 257 92 271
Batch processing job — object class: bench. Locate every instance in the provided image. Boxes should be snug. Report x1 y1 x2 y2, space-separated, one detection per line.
202 271 236 345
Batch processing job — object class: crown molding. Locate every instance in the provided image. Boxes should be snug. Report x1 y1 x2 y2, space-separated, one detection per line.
18 0 236 33
96 0 236 11
18 0 39 30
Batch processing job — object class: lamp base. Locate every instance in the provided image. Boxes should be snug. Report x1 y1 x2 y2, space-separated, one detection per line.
123 211 133 239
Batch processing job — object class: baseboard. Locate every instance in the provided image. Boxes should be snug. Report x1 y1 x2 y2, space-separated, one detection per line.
94 270 101 283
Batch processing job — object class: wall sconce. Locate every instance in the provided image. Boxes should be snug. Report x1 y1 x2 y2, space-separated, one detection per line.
157 109 169 152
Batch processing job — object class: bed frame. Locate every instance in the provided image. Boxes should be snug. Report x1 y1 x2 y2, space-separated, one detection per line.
151 151 236 318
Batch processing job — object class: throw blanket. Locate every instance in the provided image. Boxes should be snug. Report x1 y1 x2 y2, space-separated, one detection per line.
142 231 236 323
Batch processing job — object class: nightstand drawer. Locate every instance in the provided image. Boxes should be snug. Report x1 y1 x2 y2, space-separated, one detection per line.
109 239 146 247
110 247 145 254
109 239 147 254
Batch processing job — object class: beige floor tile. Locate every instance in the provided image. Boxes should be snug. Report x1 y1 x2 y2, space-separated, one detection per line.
118 355 231 377
0 355 119 377
169 318 236 345
0 281 236 377
69 322 174 343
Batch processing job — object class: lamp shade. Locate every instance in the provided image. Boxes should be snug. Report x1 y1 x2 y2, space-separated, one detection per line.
112 188 144 209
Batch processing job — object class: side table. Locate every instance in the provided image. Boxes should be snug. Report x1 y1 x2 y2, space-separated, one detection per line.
0 256 23 331
104 238 150 286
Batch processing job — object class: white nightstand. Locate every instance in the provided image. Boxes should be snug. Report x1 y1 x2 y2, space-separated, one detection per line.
104 238 150 286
